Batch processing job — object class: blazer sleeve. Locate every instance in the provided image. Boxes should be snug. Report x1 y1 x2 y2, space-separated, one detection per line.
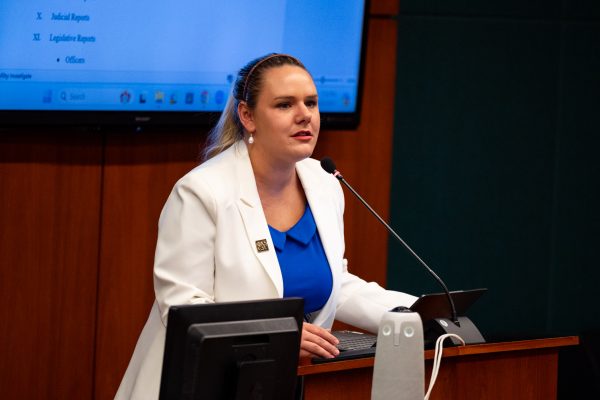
335 266 418 333
153 172 218 324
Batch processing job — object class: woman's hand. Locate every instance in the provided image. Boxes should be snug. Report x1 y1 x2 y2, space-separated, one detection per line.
299 323 340 359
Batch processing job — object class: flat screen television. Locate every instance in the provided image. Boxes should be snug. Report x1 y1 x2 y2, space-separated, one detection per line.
159 298 304 400
0 0 368 130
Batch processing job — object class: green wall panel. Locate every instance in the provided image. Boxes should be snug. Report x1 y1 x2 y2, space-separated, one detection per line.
389 3 600 396
389 15 571 338
547 22 600 334
399 0 560 18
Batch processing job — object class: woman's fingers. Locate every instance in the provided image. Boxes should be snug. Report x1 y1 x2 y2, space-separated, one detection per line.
300 323 340 358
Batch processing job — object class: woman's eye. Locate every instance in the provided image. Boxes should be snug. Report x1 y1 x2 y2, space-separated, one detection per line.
306 100 318 108
276 102 291 109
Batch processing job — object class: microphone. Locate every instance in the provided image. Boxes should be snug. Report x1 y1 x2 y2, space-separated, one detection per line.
320 157 460 326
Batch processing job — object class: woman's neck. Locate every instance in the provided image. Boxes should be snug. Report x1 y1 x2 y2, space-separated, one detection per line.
251 156 297 197
248 143 299 196
249 149 307 231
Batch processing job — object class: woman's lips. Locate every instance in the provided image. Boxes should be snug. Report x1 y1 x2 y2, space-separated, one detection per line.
292 130 312 139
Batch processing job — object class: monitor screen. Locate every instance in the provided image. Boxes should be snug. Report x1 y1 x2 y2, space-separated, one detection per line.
0 0 367 129
159 298 304 400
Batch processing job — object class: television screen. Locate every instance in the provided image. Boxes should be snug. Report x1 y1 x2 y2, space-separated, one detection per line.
0 0 367 129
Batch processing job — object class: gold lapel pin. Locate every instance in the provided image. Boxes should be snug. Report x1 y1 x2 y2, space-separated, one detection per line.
255 239 269 253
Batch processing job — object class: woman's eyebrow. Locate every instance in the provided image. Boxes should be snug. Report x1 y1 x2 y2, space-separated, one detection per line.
273 94 318 101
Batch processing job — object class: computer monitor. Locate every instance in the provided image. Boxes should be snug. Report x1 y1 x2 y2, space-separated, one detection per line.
0 1 368 130
159 298 304 400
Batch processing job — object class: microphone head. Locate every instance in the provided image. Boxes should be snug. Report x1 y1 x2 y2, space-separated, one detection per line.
320 157 337 174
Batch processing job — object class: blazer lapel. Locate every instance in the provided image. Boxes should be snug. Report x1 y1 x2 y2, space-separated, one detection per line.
297 162 343 272
297 162 343 326
233 142 284 297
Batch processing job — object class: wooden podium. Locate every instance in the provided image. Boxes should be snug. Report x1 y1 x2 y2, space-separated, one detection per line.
297 336 579 400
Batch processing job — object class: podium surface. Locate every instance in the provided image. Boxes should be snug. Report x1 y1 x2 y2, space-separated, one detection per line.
298 336 579 400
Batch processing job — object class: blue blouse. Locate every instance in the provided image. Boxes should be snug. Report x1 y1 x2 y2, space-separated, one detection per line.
268 205 333 314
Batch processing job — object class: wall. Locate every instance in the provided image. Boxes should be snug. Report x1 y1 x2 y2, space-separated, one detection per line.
0 133 102 399
0 1 400 398
387 0 600 362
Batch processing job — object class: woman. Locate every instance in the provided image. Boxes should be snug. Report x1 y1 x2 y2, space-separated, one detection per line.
116 53 416 399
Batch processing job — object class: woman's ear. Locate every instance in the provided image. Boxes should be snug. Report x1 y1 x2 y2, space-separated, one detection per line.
237 101 256 133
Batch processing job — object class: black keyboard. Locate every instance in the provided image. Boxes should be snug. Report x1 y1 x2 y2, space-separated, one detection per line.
334 330 377 351
311 330 377 364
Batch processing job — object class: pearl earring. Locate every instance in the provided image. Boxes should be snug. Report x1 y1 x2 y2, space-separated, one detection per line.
248 133 254 144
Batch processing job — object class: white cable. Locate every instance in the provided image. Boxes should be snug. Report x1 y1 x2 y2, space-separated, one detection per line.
424 333 465 400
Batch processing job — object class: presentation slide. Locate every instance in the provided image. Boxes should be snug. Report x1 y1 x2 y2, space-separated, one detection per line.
0 0 364 112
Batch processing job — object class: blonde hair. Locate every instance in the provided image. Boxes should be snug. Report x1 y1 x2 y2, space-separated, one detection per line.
202 53 305 161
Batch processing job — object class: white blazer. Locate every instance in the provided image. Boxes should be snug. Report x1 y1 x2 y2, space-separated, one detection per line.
115 141 416 400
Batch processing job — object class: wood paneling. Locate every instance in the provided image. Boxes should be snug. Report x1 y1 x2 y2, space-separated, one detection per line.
298 337 578 399
0 133 102 400
370 0 399 15
94 132 205 400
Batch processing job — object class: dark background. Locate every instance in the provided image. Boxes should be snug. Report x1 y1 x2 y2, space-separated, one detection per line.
387 1 599 397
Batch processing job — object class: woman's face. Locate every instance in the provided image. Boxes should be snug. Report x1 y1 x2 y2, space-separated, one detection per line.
242 65 320 167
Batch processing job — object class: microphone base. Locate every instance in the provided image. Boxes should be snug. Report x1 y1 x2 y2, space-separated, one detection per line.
424 316 485 348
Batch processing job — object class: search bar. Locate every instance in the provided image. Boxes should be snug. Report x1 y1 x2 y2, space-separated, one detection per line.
58 88 134 104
